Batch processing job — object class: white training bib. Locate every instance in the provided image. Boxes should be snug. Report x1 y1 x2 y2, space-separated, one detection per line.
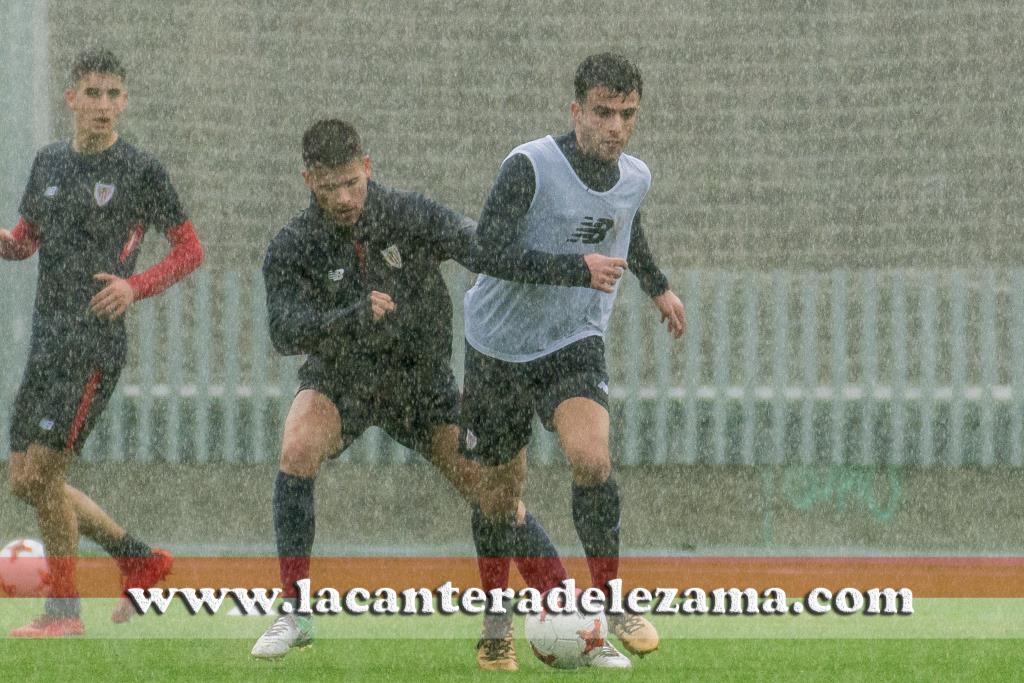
465 135 650 362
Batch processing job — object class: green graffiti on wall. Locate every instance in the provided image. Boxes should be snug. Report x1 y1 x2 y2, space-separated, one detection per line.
781 466 902 523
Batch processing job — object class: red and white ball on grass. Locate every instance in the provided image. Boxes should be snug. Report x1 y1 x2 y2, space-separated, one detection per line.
524 606 609 670
0 538 48 597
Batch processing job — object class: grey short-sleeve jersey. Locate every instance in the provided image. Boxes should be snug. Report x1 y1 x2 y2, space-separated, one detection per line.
465 135 651 362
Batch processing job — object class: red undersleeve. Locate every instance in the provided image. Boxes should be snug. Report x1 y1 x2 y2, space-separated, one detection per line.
127 220 204 301
0 216 41 260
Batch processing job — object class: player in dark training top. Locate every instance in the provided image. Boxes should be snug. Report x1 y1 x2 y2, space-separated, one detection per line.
463 53 687 670
1 49 204 636
252 119 544 661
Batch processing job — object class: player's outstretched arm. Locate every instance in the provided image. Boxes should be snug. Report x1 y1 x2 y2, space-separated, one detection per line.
428 210 482 272
623 211 683 335
392 190 481 271
652 289 686 338
0 218 41 261
623 212 684 336
625 211 669 297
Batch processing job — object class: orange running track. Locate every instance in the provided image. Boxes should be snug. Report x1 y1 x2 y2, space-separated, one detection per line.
5 556 1022 598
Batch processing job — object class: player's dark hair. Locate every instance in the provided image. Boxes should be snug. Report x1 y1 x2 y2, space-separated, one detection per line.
574 52 643 103
69 48 126 86
302 119 363 169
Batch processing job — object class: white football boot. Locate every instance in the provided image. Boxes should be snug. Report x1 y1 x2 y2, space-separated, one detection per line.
585 640 633 668
250 613 313 659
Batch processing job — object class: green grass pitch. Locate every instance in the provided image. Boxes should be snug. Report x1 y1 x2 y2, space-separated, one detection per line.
1 598 1022 681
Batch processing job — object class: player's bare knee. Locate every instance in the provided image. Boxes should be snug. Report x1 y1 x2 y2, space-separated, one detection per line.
477 475 520 521
568 454 611 487
279 440 326 478
9 473 37 505
562 432 611 484
479 493 518 523
449 462 482 505
279 392 341 477
9 467 47 506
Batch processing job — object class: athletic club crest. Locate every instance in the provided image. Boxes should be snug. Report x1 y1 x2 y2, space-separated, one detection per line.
381 244 402 269
94 182 116 207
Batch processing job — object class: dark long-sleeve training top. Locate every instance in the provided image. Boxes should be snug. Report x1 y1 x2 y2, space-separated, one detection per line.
263 180 478 375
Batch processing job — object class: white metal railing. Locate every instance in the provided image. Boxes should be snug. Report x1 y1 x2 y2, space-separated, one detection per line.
2 267 1022 467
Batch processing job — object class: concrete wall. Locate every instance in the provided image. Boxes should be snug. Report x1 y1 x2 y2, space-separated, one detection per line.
37 1 1024 271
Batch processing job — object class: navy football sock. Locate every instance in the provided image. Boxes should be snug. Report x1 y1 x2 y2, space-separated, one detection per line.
44 596 81 619
512 512 568 593
274 471 316 599
103 532 156 576
512 512 558 557
471 506 514 585
103 532 152 559
471 506 515 638
571 478 621 595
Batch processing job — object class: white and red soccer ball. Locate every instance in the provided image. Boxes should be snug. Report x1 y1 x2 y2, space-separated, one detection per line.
0 539 48 597
524 606 608 670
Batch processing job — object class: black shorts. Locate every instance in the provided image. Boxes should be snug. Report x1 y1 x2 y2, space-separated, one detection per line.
9 352 121 454
297 357 460 458
461 336 610 466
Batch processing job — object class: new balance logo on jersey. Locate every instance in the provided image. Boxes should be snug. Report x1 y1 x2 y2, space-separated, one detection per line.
567 216 614 244
328 268 346 282
44 186 59 198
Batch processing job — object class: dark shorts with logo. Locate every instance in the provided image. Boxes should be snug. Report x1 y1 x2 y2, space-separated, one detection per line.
297 357 460 458
9 351 122 454
460 336 610 466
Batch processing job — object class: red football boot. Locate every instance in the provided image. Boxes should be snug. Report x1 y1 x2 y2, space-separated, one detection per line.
10 614 85 638
112 548 174 623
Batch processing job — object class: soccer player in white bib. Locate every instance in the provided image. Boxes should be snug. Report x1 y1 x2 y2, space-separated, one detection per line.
462 52 686 670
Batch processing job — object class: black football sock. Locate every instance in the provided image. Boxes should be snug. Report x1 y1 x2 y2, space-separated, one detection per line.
44 596 82 619
472 506 515 639
274 471 316 600
102 532 156 576
571 477 621 596
102 532 152 559
512 512 568 593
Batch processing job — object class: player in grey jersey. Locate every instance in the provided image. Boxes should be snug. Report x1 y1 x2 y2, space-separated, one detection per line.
462 52 685 670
